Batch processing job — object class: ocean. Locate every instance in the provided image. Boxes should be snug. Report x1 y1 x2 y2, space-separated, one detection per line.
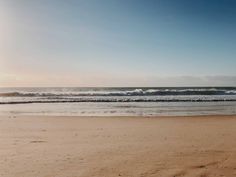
0 87 236 116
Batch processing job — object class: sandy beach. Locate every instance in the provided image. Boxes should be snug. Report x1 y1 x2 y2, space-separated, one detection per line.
2 0 236 176
1 115 236 177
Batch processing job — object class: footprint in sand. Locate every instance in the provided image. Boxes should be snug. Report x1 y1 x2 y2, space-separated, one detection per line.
30 140 47 143
192 161 219 169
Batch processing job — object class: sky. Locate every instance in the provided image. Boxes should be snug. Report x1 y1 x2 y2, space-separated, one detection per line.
0 0 236 87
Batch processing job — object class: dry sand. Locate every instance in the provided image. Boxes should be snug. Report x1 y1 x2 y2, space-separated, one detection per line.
0 115 236 177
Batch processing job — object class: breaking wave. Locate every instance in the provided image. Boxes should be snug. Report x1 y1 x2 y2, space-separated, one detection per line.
1 87 236 104
1 88 236 97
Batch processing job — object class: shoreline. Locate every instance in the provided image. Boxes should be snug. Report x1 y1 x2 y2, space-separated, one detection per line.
1 115 236 177
2 114 236 119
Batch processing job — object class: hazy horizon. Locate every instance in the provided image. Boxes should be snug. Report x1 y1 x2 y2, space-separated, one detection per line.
1 0 236 87
0 75 236 88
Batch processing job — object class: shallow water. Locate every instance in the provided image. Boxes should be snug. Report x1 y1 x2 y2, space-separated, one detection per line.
0 102 236 116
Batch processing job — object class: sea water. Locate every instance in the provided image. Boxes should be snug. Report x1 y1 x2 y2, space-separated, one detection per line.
0 87 236 116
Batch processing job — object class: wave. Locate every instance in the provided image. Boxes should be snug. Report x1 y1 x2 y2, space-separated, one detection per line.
1 96 236 104
1 88 236 104
1 100 236 105
1 88 236 97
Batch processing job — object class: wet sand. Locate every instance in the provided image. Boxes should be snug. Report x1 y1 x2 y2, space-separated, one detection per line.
1 115 236 177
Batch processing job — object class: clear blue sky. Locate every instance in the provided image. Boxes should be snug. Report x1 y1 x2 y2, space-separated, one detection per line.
1 0 236 86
